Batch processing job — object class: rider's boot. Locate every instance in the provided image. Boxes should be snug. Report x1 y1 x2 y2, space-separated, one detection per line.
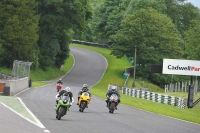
115 103 118 110
55 104 57 109
105 99 108 107
77 97 80 105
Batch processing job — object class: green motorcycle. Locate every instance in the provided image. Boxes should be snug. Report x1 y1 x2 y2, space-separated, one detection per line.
55 95 70 120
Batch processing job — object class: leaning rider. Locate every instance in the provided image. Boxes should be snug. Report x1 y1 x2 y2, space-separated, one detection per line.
56 87 73 108
106 86 120 109
77 84 91 106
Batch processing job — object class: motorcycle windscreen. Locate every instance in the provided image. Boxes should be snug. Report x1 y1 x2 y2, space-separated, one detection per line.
82 92 89 96
62 95 69 104
110 94 118 101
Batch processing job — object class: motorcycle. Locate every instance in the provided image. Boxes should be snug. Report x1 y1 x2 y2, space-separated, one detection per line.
78 92 91 112
56 83 62 92
108 94 118 113
55 94 70 120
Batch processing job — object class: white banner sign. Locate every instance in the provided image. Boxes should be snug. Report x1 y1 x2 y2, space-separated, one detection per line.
162 59 200 76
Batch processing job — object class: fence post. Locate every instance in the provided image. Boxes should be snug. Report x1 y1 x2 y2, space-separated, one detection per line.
175 83 177 92
185 81 187 92
165 85 168 93
195 78 198 94
169 83 172 92
181 81 184 92
172 83 174 92
178 82 180 92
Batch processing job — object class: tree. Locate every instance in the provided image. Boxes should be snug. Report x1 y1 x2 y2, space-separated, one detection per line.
124 0 167 16
0 0 39 68
92 0 130 43
164 0 200 37
37 0 92 70
110 8 183 78
184 19 200 60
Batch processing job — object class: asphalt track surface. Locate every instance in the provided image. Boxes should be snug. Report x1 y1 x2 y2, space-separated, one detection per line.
3 46 200 133
0 103 45 133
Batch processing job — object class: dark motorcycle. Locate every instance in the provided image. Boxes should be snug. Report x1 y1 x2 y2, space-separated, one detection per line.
108 94 118 113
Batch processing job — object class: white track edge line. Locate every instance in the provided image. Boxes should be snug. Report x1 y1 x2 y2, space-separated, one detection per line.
17 97 45 128
0 102 43 128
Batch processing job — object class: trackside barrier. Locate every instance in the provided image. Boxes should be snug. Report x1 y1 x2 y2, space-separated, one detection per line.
3 77 29 96
122 87 186 109
73 40 186 108
72 39 110 48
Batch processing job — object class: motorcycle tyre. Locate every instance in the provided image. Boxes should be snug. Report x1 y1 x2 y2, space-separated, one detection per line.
57 107 65 120
80 101 86 112
110 102 115 113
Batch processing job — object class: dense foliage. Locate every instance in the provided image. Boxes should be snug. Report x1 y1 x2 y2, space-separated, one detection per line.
0 0 39 68
0 0 200 87
37 0 92 70
0 0 92 70
89 0 200 87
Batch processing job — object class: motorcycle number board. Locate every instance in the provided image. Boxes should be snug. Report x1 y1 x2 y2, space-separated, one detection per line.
162 59 200 76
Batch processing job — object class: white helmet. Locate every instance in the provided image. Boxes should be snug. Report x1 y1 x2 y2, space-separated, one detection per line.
64 87 71 92
111 86 117 91
83 84 88 88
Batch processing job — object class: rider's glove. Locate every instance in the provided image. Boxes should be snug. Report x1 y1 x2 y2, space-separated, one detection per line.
70 102 72 106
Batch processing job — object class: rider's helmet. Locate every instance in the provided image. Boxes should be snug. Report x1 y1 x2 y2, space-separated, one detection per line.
58 79 62 82
111 86 117 93
83 84 88 92
64 87 71 93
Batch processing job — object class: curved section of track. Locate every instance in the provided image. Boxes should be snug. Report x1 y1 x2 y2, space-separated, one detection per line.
18 46 200 133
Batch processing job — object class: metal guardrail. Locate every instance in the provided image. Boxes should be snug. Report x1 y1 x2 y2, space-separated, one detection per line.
122 87 185 108
72 39 110 48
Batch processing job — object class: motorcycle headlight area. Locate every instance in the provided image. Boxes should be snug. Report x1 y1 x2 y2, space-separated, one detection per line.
63 100 67 104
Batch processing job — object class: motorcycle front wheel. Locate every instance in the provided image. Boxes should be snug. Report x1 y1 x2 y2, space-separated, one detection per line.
109 102 115 113
57 107 65 120
80 101 86 112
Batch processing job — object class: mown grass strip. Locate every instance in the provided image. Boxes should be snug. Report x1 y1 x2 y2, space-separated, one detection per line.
71 43 200 124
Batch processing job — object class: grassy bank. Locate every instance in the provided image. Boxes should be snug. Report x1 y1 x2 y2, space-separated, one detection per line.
0 44 199 124
31 53 74 87
0 53 74 124
71 43 200 124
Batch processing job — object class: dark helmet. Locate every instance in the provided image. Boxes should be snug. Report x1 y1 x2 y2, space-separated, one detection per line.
83 84 88 92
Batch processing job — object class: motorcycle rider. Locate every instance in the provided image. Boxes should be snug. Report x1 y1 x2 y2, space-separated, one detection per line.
56 87 73 109
106 86 120 110
57 79 63 84
77 84 91 106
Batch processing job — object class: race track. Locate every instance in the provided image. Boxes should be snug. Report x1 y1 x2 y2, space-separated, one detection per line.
17 46 200 133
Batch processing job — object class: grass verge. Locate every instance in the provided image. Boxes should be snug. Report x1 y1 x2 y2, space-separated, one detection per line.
0 53 74 124
31 53 74 88
71 43 200 124
0 96 36 123
0 44 200 124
